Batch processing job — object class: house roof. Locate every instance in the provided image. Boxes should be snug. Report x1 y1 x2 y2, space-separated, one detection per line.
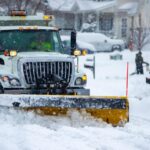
119 2 139 15
47 0 117 13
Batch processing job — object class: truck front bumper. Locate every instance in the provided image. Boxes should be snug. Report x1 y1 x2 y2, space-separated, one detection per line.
3 88 90 96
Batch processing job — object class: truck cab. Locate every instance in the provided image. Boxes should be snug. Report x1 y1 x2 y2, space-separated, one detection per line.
0 11 89 95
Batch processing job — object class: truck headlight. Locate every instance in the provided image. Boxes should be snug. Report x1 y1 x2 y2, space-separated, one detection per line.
1 76 9 82
75 77 82 85
75 75 87 85
9 78 21 86
1 76 21 87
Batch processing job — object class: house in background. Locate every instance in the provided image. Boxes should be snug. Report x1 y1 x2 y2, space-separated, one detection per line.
117 0 150 50
46 0 117 37
46 0 146 42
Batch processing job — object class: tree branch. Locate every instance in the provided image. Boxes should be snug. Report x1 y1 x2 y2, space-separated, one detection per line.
32 0 42 15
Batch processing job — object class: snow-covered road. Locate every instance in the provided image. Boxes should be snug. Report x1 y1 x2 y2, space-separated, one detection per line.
0 50 150 150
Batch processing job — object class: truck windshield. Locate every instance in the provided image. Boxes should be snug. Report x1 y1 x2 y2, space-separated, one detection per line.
0 30 64 53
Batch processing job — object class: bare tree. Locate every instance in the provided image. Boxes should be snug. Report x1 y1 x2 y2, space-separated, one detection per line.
0 0 48 15
132 28 150 50
129 12 150 51
31 0 42 15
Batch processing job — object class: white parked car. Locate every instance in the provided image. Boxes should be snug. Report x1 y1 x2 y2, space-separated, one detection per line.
77 32 125 52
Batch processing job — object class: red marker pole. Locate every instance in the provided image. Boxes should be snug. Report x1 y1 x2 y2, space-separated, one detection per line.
126 62 129 97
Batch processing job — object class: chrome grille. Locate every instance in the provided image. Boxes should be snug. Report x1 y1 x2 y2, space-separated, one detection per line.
22 61 72 86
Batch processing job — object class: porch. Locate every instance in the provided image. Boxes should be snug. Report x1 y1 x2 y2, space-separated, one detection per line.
47 0 117 37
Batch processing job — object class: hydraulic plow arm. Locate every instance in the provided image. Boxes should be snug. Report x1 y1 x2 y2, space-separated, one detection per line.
0 95 129 126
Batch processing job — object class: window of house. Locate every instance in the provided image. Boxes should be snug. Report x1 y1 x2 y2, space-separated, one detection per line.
121 18 127 37
100 15 113 31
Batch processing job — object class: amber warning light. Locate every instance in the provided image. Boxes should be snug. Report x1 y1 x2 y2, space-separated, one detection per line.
10 10 26 16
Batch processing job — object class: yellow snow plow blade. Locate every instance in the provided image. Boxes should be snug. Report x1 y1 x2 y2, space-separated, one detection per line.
1 95 129 126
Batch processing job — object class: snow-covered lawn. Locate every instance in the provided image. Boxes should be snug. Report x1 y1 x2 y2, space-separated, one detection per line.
0 50 150 150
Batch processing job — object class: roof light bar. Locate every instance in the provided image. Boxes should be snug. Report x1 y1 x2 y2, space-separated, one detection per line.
10 10 26 16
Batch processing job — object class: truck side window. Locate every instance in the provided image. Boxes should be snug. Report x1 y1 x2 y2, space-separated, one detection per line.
53 32 60 51
52 32 63 53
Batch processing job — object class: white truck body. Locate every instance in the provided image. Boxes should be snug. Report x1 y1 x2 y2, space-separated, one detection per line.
0 24 89 95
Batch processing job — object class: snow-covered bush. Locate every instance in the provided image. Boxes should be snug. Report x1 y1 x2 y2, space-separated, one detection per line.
81 13 97 32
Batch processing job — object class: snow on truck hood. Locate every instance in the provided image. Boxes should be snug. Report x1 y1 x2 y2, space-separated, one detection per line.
17 52 72 59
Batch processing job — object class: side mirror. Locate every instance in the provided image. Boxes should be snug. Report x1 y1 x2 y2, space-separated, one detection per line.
71 30 76 55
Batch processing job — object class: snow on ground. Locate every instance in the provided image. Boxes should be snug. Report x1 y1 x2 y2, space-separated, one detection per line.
0 50 150 150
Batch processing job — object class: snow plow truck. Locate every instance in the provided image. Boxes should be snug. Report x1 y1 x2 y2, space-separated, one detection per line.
0 11 129 126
